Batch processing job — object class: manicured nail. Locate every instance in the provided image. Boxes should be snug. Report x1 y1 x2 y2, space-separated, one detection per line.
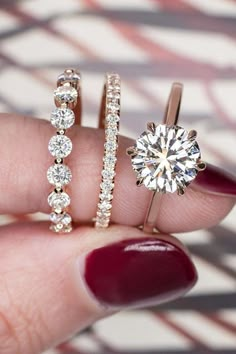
193 164 236 197
81 237 197 309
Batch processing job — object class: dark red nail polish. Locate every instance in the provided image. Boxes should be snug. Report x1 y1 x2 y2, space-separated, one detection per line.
83 237 197 308
193 164 236 197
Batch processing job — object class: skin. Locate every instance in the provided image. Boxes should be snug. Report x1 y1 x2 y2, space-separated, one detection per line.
0 113 234 354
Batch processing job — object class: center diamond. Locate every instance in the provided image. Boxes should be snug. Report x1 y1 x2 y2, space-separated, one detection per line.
129 124 201 193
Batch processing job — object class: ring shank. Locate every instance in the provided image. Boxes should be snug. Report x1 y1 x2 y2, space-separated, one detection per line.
143 82 183 234
95 73 120 228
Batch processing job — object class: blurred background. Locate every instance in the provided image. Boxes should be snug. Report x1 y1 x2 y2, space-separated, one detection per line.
0 0 236 353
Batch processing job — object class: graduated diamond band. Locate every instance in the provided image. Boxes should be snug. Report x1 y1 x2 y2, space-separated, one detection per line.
95 73 121 228
47 69 81 233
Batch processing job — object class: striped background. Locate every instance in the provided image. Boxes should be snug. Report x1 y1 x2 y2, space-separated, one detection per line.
0 0 235 353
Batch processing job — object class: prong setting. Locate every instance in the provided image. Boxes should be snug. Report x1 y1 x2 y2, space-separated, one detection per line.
188 130 197 140
47 69 80 233
126 147 136 156
128 124 203 194
147 122 156 133
197 161 206 171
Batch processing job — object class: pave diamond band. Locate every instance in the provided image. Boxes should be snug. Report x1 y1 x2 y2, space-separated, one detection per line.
95 73 120 228
47 69 81 233
127 83 206 234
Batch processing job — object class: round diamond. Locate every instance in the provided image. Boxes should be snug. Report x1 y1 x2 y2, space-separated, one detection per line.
103 154 117 170
100 180 114 192
47 164 72 187
48 191 70 210
98 201 112 212
104 140 117 152
107 101 120 112
99 192 113 201
106 127 118 139
54 85 78 104
51 108 75 129
130 124 201 193
102 169 115 179
50 212 72 225
106 114 120 124
48 135 72 158
107 90 120 99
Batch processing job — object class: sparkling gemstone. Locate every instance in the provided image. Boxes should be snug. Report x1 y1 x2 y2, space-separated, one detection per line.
107 90 120 99
108 83 120 91
104 140 117 152
50 211 72 225
102 169 115 179
106 127 118 139
107 101 120 112
98 201 112 212
108 76 120 86
95 219 109 228
47 164 72 187
50 108 75 129
99 192 113 201
106 114 120 124
48 191 70 210
54 85 78 104
103 154 117 166
100 181 114 192
48 135 72 158
130 124 201 193
97 210 110 217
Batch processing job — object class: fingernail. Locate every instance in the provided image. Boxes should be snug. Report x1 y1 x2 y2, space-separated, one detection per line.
193 164 236 197
81 237 197 309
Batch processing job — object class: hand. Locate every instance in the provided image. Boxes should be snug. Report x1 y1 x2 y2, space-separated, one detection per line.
0 113 234 354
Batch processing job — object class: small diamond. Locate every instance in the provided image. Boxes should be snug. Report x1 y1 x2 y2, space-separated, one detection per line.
106 127 118 139
54 85 78 104
48 191 70 211
99 193 113 201
108 83 120 91
100 180 114 192
103 154 117 170
47 164 72 187
107 101 120 112
104 140 117 152
102 169 115 179
50 211 72 225
51 108 75 129
48 135 72 158
108 76 120 86
130 124 201 193
106 114 120 124
96 211 110 219
107 90 120 99
95 219 109 228
98 201 112 212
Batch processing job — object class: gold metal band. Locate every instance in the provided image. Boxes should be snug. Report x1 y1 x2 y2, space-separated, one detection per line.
95 73 121 228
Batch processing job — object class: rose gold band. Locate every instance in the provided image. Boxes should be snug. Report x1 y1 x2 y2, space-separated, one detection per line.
95 73 120 228
143 83 183 234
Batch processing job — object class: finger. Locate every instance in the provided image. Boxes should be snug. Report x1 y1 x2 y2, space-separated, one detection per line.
0 114 235 232
0 222 196 354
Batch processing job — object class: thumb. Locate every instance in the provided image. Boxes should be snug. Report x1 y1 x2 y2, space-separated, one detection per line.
0 222 197 354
